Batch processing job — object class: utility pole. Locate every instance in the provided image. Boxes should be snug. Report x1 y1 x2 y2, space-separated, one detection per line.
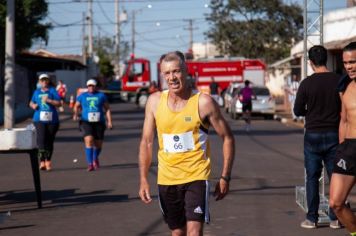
184 19 198 52
82 12 87 65
130 5 150 58
115 0 121 75
4 0 15 129
87 0 93 57
131 10 136 57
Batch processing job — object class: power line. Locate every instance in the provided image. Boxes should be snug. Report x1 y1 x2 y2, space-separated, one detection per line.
136 32 186 48
96 0 115 24
48 0 194 4
47 16 83 27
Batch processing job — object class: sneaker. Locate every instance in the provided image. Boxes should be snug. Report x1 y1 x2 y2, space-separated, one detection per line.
93 159 100 170
45 161 52 171
39 161 46 171
329 220 342 229
301 219 317 229
87 164 94 172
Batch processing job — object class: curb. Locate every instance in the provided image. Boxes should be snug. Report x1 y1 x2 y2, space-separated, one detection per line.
274 114 304 128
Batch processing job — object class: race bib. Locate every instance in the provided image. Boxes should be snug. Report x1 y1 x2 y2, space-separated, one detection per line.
40 111 53 121
162 131 195 153
88 112 100 122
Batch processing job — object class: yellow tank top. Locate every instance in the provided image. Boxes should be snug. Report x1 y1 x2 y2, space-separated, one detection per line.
156 90 211 185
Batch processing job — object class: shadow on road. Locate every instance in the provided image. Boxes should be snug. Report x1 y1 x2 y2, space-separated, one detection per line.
0 224 35 231
231 129 303 136
246 134 303 163
0 189 129 212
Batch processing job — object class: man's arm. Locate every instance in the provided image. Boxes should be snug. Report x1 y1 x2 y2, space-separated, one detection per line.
339 97 347 143
44 97 61 107
103 102 113 129
293 80 306 116
138 92 160 204
199 94 235 201
29 101 38 110
73 101 81 121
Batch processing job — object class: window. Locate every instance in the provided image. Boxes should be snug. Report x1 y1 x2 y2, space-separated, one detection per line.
253 88 270 96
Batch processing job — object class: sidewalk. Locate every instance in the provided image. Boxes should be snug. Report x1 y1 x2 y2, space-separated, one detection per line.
275 105 304 129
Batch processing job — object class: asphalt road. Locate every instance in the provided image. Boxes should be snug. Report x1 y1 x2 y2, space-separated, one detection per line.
0 101 351 236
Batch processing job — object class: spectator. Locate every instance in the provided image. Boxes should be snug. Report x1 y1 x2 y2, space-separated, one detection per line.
294 45 341 229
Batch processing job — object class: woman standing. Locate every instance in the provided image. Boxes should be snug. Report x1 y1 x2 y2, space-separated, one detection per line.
29 74 61 171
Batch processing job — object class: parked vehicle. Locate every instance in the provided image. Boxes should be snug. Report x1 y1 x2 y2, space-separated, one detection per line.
229 86 276 120
120 56 151 102
223 82 243 113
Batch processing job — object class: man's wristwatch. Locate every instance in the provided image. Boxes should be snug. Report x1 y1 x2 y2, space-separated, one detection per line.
220 175 231 183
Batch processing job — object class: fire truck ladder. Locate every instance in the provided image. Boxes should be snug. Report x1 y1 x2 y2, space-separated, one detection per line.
295 0 331 225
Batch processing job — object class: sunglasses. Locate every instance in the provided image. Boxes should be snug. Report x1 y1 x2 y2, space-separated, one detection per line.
87 85 95 87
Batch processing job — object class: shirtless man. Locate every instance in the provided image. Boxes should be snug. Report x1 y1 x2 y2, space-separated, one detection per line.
329 41 356 235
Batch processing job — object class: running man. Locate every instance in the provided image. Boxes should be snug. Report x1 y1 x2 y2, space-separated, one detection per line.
329 42 356 235
238 80 254 131
139 51 235 236
56 80 67 112
73 79 113 171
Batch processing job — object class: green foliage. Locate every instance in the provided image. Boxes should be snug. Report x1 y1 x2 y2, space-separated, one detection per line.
94 36 115 78
98 56 114 78
206 0 303 63
0 0 51 61
93 36 129 78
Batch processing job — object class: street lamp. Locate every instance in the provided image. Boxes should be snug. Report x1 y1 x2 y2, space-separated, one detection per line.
131 4 152 57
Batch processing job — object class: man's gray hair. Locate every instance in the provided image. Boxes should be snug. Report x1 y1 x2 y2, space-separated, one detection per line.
160 51 186 69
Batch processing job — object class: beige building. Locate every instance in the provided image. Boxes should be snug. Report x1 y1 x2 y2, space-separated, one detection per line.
267 5 356 112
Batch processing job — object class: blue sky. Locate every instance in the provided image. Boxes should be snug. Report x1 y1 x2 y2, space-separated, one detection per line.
37 0 347 66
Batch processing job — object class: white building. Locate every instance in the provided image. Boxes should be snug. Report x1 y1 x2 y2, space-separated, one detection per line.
192 42 220 59
267 6 356 111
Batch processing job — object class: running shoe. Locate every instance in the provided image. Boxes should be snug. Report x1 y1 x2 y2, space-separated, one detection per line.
93 159 100 170
39 161 46 171
45 161 52 171
300 219 317 229
329 220 342 229
87 164 94 172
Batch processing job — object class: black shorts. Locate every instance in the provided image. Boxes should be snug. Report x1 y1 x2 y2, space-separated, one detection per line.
80 120 106 140
333 139 356 176
242 101 252 112
158 180 210 230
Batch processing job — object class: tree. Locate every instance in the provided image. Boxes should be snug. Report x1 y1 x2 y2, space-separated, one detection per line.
206 0 303 63
93 36 129 79
0 0 51 62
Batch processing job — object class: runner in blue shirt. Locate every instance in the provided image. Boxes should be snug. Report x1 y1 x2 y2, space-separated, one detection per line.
29 74 61 171
73 79 113 171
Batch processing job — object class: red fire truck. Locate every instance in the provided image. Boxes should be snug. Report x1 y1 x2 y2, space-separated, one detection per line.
119 56 266 104
158 58 266 93
119 57 151 101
